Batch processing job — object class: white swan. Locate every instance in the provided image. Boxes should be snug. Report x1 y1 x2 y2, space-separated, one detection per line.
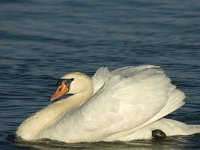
16 65 200 143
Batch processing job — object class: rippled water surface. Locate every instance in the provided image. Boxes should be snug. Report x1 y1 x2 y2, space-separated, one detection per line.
0 0 200 149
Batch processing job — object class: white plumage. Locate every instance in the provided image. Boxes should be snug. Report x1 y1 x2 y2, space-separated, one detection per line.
16 65 200 143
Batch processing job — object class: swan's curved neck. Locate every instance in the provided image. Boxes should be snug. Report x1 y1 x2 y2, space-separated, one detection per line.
16 86 93 141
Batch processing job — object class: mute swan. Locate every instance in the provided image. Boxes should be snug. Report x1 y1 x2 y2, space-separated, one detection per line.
16 65 200 143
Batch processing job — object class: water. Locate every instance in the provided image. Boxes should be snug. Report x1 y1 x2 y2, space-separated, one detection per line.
0 0 200 149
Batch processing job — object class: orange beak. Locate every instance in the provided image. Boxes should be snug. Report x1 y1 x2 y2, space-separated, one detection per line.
50 82 69 101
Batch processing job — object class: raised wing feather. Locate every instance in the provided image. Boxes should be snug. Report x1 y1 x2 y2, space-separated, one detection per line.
91 67 110 95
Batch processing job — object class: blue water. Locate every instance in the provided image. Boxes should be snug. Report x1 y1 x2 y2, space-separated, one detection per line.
0 0 200 149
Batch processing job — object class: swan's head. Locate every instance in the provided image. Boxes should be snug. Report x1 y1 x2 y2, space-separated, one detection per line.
50 72 93 101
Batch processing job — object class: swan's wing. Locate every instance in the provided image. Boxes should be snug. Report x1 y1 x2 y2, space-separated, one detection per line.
91 67 110 95
51 65 185 142
110 65 185 130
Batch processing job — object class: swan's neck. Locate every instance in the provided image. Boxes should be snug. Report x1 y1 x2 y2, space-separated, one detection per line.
16 88 93 141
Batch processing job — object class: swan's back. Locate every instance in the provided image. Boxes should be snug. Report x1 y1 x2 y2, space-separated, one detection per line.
42 65 186 143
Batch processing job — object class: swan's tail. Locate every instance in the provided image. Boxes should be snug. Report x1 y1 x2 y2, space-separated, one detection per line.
110 118 200 141
187 124 200 135
150 118 200 137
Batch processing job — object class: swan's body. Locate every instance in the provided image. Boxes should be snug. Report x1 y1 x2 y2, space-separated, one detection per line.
16 65 200 143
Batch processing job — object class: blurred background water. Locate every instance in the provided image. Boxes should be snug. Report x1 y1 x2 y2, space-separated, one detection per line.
0 0 200 149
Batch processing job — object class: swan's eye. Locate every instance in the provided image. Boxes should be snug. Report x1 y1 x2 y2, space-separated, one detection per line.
68 78 74 83
56 78 74 87
63 78 74 85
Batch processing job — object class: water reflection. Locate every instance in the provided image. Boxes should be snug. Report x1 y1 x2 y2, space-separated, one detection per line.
10 134 199 150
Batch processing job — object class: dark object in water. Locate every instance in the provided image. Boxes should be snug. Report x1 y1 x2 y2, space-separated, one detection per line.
152 129 167 139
